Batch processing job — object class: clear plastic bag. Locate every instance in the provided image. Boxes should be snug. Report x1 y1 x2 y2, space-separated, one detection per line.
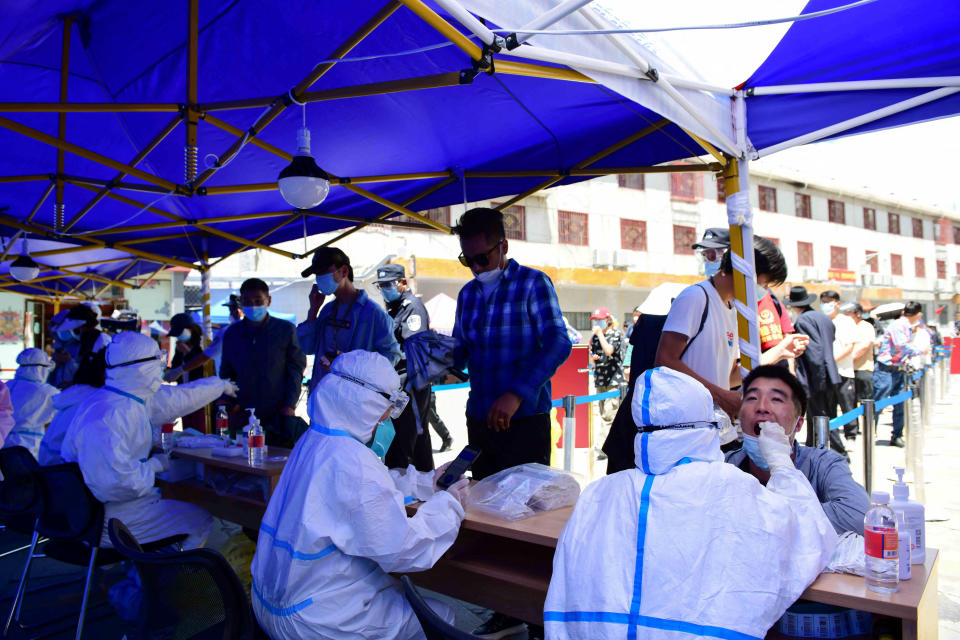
465 463 581 521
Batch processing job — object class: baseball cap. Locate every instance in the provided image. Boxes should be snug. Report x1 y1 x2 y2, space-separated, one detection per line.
692 227 730 250
301 246 350 278
375 264 405 283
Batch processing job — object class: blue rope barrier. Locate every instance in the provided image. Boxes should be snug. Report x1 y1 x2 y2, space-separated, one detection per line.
431 382 470 391
876 389 912 411
828 405 864 430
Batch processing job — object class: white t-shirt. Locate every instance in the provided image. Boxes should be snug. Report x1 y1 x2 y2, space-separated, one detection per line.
662 280 738 389
853 319 875 372
832 314 857 378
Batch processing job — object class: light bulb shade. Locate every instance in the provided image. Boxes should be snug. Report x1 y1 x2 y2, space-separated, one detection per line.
278 155 330 210
10 254 40 282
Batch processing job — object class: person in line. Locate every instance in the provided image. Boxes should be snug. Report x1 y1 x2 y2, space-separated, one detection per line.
842 302 876 438
782 286 847 458
376 263 452 468
4 348 59 457
164 312 210 432
726 365 870 534
822 291 859 440
872 302 925 448
588 307 625 460
63 332 238 549
50 303 111 389
39 345 107 466
250 351 468 640
451 207 570 640
655 235 789 419
624 305 641 341
298 247 401 394
544 367 837 640
164 296 244 382
220 278 307 447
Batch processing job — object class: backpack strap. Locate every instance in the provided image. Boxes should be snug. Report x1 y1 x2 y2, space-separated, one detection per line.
679 284 710 359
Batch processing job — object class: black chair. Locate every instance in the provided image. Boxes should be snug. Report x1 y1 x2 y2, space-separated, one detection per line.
401 575 475 640
10 463 185 640
108 518 259 640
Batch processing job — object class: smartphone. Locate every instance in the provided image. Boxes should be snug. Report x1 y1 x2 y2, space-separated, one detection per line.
437 446 481 490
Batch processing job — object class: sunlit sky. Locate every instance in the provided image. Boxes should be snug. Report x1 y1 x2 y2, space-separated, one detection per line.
599 0 960 213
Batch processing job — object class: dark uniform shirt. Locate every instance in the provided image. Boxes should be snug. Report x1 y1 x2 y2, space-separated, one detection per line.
590 327 625 388
386 291 430 370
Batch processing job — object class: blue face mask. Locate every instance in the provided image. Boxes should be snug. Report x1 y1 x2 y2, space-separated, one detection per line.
315 272 339 295
380 285 401 303
704 260 721 277
755 284 767 300
741 435 769 470
368 418 396 458
243 305 268 323
592 320 605 330
56 329 77 343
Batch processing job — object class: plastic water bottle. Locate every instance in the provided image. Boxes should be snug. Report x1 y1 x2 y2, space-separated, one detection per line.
216 406 230 439
246 409 265 467
864 491 899 593
160 423 175 454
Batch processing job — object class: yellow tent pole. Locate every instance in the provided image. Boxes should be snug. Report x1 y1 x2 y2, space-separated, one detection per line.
681 128 726 165
53 298 61 314
92 260 139 297
55 16 73 232
722 156 759 374
398 0 482 61
136 262 169 288
185 0 199 185
0 175 50 183
209 214 302 269
496 60 593 84
94 211 292 236
57 256 131 270
0 102 180 113
340 183 450 232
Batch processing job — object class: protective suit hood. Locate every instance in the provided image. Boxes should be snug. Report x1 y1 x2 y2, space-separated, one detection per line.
14 348 53 383
632 367 723 473
53 383 95 411
308 350 402 443
104 332 164 398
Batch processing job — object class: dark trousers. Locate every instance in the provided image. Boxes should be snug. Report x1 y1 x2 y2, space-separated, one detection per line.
873 363 905 439
427 391 451 441
385 385 434 472
466 413 551 480
854 370 874 434
836 376 858 437
805 386 848 458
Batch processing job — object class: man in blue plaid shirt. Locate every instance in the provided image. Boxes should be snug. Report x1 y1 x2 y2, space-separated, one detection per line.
452 207 571 482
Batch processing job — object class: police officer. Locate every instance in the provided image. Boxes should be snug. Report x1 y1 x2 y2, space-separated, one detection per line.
375 264 452 470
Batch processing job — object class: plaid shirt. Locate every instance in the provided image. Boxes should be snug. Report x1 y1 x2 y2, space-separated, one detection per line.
876 316 921 366
453 259 571 419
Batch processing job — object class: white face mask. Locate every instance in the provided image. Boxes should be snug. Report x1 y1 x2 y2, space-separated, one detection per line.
475 268 502 285
821 301 837 315
177 329 192 342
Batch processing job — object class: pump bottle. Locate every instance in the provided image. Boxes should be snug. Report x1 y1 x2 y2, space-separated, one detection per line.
891 466 925 565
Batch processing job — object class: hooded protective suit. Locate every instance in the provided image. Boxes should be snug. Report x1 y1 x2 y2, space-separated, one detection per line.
39 384 97 466
544 367 837 640
251 350 466 640
0 380 14 448
4 348 59 457
62 332 229 548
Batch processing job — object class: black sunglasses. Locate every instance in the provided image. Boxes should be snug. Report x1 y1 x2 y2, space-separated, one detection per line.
458 239 503 268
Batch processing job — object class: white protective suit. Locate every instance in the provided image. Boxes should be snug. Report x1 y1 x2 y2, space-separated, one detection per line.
544 367 838 640
251 350 466 640
0 381 15 448
4 348 59 457
39 384 97 466
62 332 234 548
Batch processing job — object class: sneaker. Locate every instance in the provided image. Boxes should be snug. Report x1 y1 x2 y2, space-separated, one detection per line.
890 437 905 448
439 437 453 453
472 613 527 639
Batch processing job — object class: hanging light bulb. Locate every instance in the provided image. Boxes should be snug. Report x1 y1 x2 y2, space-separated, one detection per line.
278 126 330 210
9 238 39 282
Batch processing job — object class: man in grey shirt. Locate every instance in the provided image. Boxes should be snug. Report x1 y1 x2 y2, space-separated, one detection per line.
727 365 870 534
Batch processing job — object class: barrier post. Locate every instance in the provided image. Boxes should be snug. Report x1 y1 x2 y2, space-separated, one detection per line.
925 366 935 426
940 354 947 400
814 416 829 449
562 395 576 473
861 398 874 495
904 375 915 478
618 381 628 400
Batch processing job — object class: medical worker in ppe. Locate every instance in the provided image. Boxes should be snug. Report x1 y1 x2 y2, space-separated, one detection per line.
0 380 13 448
251 350 469 640
63 332 235 549
544 367 837 640
39 346 107 466
4 348 59 457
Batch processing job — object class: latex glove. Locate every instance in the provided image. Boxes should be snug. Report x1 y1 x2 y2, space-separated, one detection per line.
445 478 470 506
757 421 793 471
221 379 239 397
148 454 170 473
163 367 184 383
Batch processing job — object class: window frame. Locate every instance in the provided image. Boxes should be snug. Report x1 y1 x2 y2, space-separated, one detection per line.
620 218 647 251
758 185 777 212
830 245 848 270
617 174 645 190
797 241 814 267
673 224 697 255
891 253 903 276
863 207 876 231
828 199 846 225
557 210 589 246
794 193 812 219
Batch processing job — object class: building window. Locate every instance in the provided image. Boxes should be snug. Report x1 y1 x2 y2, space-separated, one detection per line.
956 262 960 276
620 219 647 251
501 204 526 241
758 186 777 212
954 225 960 244
866 251 879 273
915 257 926 278
617 174 645 190
937 260 947 280
558 210 589 246
830 246 848 270
401 206 450 229
670 173 703 202
566 311 591 332
797 241 814 267
888 212 900 235
716 177 726 203
891 254 902 276
912 218 923 239
863 207 876 231
795 193 811 219
673 225 697 255
828 200 845 225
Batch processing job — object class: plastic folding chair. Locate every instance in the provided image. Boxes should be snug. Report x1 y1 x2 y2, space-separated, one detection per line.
8 463 185 640
401 575 476 640
108 518 261 640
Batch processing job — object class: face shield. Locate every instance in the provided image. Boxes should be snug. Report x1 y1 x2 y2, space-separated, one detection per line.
333 371 408 419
